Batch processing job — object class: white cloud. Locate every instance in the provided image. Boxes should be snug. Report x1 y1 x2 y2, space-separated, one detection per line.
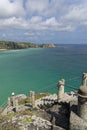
24 0 87 32
0 16 74 32
29 16 42 23
63 4 87 22
0 17 27 29
26 0 49 14
0 0 87 43
43 17 58 26
0 0 25 18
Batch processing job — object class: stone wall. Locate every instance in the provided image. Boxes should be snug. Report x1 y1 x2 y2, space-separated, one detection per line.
70 111 87 130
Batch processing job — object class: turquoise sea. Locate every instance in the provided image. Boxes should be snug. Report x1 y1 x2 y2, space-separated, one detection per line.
0 44 87 106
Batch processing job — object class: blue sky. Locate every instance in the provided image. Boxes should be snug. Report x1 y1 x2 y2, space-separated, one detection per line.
0 0 87 44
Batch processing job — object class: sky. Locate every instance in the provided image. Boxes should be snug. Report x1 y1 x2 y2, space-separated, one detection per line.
0 0 87 44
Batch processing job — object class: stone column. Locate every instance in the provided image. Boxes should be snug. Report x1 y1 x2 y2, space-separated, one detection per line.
15 99 18 112
11 95 16 112
32 91 35 107
82 73 87 86
30 91 32 105
58 79 65 102
11 93 18 112
30 91 35 108
78 86 87 122
7 97 11 106
12 96 15 107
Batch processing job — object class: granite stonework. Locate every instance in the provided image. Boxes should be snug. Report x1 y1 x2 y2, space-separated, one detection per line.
70 111 87 130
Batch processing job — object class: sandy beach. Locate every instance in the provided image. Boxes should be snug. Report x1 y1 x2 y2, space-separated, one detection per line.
0 49 7 51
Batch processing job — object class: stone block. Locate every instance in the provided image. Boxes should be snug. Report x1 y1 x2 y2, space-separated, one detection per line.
70 111 87 130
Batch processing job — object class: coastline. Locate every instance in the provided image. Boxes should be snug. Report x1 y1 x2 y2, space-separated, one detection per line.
0 41 56 50
0 49 7 51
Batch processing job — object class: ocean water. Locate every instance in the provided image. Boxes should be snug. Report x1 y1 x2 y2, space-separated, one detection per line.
0 44 87 105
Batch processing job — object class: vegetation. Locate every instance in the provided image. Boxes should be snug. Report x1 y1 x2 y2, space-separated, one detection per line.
0 41 38 49
35 93 50 99
23 117 32 123
18 97 30 105
0 41 56 50
5 113 16 119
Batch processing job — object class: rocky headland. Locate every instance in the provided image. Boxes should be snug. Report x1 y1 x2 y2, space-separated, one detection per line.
0 41 56 50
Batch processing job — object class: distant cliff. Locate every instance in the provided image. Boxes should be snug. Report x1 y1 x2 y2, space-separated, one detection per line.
0 41 56 50
40 43 56 48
